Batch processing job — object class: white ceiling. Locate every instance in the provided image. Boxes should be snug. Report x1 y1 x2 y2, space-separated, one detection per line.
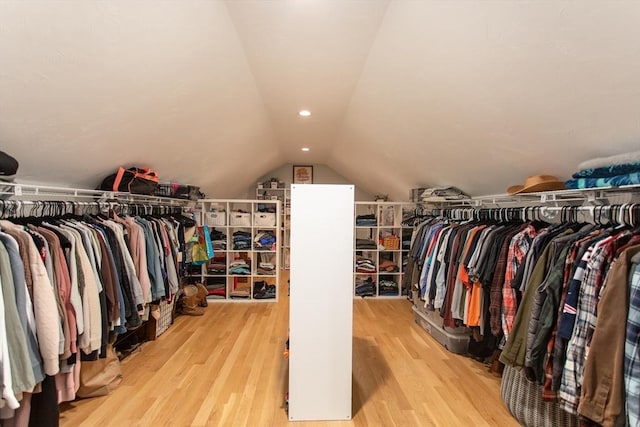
1 1 640 200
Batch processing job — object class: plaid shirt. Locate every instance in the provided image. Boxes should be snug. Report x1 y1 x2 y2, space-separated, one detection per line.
489 227 523 337
501 225 536 340
626 257 640 427
559 241 610 414
543 233 598 401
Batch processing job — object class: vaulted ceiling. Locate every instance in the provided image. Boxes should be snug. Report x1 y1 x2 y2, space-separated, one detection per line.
1 1 639 200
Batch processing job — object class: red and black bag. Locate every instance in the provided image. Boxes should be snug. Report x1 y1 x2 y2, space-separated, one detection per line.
99 167 159 195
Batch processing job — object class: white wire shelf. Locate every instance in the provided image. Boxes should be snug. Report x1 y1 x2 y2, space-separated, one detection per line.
420 184 640 209
0 181 195 206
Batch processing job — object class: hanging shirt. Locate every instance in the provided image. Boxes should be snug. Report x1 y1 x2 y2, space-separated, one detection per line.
0 273 19 410
625 254 640 427
0 242 37 396
502 225 537 340
0 233 45 387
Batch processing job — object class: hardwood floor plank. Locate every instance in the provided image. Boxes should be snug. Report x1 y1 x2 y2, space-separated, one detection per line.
59 271 518 427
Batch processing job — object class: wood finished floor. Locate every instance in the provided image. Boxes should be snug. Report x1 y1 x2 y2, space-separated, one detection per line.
60 272 518 427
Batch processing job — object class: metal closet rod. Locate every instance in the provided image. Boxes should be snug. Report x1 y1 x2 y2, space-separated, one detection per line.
0 200 189 219
433 204 640 226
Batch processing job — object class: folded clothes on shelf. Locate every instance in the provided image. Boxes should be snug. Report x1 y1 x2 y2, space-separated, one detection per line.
212 236 227 249
233 230 252 250
254 230 276 250
378 259 399 272
355 276 376 297
420 186 470 202
229 260 250 275
378 279 398 295
575 150 640 174
565 150 640 189
208 262 227 274
565 172 640 189
356 238 378 249
355 256 376 273
356 214 377 227
257 261 275 274
206 285 226 299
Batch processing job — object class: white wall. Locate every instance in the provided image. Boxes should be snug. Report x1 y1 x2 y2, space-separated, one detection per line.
241 163 375 201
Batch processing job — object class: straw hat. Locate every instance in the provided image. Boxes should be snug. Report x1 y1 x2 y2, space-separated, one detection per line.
506 175 566 195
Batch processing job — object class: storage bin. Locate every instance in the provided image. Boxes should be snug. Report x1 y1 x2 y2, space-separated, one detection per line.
230 212 251 226
501 365 578 427
147 299 175 340
382 235 400 250
206 211 226 226
254 212 276 227
412 306 469 354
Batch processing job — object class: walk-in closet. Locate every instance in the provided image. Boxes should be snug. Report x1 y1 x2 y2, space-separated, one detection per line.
1 2 640 426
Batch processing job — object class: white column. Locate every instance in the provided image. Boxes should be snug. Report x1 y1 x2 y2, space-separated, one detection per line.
288 184 354 421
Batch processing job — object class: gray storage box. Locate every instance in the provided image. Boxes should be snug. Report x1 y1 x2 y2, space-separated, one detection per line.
412 306 470 354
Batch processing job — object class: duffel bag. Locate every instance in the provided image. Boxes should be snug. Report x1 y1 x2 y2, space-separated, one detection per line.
99 167 159 195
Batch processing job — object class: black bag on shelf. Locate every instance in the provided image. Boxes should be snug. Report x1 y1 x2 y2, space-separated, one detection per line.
0 151 19 177
98 167 159 195
173 184 204 200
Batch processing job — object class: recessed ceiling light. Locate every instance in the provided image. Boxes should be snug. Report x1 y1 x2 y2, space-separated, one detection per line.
301 147 310 152
298 110 311 117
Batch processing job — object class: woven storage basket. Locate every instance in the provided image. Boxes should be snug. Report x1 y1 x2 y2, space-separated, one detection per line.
206 211 226 227
382 235 400 250
230 212 251 226
254 212 276 227
500 365 578 427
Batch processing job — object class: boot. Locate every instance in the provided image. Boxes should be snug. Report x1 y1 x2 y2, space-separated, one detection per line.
196 283 209 308
488 349 504 377
180 285 204 316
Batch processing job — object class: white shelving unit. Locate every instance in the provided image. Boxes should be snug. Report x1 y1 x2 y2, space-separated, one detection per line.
194 199 281 302
354 201 416 298
256 184 290 269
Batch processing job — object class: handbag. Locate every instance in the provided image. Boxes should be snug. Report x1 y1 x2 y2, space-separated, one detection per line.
99 167 159 195
76 345 123 398
191 225 215 265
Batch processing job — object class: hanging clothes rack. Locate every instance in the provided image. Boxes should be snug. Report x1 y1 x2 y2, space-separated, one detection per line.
418 184 640 226
408 184 640 426
430 204 640 226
